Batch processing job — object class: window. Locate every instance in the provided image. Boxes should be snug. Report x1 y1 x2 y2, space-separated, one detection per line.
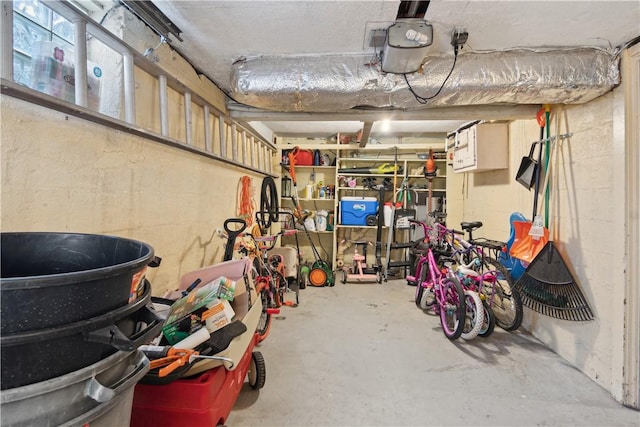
12 1 75 88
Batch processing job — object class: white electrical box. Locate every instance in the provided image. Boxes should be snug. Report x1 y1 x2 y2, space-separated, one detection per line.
451 122 509 173
381 21 433 74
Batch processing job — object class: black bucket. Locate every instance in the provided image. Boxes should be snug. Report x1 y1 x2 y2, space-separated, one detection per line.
1 232 154 334
0 281 162 390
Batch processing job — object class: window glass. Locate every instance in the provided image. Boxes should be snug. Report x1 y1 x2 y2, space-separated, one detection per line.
13 12 50 56
11 1 80 107
13 0 51 28
52 12 74 44
52 35 74 54
13 53 32 86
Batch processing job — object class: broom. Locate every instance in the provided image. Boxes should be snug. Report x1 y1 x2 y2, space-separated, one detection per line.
514 126 594 321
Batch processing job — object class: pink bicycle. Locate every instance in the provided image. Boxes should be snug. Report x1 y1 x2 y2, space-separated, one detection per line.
407 220 466 340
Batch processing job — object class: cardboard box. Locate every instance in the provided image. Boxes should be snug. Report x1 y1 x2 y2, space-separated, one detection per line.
340 197 378 225
162 281 236 345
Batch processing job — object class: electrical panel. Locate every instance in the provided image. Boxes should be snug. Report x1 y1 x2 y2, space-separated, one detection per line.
450 123 509 173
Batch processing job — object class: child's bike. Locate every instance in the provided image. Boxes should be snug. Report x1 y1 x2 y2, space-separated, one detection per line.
408 220 466 340
408 219 484 340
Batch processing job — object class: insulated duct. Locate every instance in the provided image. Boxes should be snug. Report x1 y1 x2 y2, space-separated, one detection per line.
230 48 619 112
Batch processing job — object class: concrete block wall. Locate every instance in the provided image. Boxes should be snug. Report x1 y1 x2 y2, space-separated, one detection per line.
450 91 628 399
1 95 262 296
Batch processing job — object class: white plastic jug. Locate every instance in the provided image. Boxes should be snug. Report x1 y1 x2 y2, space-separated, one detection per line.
316 210 328 231
304 217 316 231
384 203 392 227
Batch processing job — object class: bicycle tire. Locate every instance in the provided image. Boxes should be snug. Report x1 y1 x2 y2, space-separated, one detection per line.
460 289 484 340
257 177 279 232
482 256 523 331
415 282 426 309
414 259 435 310
273 269 288 307
478 300 496 338
439 276 466 340
298 266 308 289
255 285 272 342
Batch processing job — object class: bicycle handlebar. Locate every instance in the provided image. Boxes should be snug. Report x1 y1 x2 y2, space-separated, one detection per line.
246 228 297 255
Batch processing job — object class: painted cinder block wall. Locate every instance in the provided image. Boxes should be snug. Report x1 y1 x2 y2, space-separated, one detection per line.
0 95 262 296
447 90 628 400
0 6 271 296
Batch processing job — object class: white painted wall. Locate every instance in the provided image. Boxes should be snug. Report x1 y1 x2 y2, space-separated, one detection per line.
448 89 629 400
0 95 263 296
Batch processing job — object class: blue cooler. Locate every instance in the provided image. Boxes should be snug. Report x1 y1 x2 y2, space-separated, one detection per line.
340 197 378 225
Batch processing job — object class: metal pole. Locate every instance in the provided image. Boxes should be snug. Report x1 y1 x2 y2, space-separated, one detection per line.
122 51 136 124
159 75 169 136
73 18 88 108
218 115 226 157
184 91 192 144
204 104 212 152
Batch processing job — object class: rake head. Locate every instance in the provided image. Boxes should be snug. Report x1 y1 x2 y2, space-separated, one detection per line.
514 241 594 321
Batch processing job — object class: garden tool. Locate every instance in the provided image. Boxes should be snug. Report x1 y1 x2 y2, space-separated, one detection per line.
337 163 402 174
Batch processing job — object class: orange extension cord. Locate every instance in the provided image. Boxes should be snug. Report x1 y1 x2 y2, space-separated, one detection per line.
237 176 256 225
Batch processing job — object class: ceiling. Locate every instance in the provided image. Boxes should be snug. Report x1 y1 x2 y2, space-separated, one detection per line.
148 0 639 138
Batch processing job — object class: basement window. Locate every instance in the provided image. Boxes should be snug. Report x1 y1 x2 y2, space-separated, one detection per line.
11 0 112 113
3 0 276 176
12 1 77 88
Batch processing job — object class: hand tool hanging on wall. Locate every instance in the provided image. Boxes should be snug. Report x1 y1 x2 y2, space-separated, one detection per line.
543 105 552 228
514 124 594 321
510 108 550 263
337 163 402 174
424 149 437 218
515 141 541 189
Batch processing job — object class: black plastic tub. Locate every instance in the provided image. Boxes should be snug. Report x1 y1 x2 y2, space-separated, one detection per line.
1 232 154 334
0 281 162 390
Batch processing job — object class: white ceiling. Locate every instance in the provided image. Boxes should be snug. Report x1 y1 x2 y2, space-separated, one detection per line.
152 0 640 137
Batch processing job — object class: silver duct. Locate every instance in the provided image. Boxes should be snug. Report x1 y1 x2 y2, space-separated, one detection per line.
230 48 619 112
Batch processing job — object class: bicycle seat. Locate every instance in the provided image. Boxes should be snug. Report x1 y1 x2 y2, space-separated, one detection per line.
460 221 483 232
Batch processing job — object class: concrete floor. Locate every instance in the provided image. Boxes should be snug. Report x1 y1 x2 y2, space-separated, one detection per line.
227 278 639 426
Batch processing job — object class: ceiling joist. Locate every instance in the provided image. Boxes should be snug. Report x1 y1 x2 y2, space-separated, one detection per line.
358 121 374 148
228 104 540 122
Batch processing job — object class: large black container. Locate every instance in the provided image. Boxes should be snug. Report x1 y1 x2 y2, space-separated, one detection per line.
0 281 162 390
1 232 154 334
